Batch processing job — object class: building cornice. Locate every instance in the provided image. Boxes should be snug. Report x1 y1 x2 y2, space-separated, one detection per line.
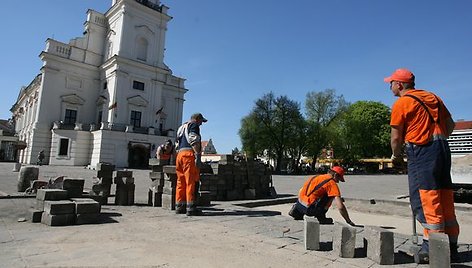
40 52 100 72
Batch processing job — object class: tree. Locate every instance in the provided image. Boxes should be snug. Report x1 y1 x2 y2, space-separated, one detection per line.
239 92 303 172
304 89 349 167
336 101 391 162
239 114 266 159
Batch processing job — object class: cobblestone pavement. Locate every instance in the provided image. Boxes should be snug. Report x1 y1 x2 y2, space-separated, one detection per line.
1 163 471 267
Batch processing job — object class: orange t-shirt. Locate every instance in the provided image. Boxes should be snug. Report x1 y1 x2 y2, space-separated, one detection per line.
390 89 451 145
298 174 340 207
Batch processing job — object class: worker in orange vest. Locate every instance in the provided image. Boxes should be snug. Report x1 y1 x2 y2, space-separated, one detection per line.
175 113 207 216
289 166 355 226
386 68 459 264
156 139 175 165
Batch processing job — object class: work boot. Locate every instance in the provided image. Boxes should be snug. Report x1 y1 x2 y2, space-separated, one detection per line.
175 204 186 214
414 240 429 264
316 217 334 225
450 242 460 263
186 204 203 216
288 205 304 220
186 208 203 216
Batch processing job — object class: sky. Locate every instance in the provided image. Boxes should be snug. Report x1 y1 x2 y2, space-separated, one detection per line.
1 0 471 154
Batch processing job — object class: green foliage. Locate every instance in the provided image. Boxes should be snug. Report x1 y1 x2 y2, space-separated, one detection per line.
336 101 391 161
239 92 304 171
304 89 349 163
239 90 392 172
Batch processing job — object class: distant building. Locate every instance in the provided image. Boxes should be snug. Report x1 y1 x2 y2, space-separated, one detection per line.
448 120 472 156
202 139 217 155
0 119 19 162
10 0 187 167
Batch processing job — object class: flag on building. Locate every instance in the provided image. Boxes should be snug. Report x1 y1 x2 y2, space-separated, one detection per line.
109 102 117 110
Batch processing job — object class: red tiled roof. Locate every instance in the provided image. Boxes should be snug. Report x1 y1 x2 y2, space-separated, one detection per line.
201 141 209 149
455 120 472 130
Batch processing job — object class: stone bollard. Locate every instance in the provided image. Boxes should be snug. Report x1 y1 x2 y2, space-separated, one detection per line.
333 222 357 258
304 216 320 250
429 233 451 268
364 226 394 265
17 166 39 192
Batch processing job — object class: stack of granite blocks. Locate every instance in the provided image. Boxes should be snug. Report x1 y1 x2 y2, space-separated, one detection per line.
114 170 135 206
90 163 115 205
161 165 177 210
148 159 165 207
32 185 100 226
200 155 272 201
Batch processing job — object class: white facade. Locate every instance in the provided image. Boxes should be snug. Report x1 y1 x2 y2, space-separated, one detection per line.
10 0 187 168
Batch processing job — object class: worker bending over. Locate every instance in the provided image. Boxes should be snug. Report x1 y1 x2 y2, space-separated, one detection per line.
289 166 355 226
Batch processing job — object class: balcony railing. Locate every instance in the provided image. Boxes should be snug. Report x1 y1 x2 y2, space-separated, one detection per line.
51 121 174 136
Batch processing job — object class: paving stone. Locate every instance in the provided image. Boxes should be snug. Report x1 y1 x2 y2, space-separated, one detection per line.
35 200 45 211
429 233 450 268
304 217 320 250
163 187 176 195
333 222 356 258
197 191 211 206
115 170 133 178
96 163 115 172
41 212 75 226
149 172 164 180
161 193 175 210
30 209 43 223
164 173 177 182
96 170 113 179
244 189 256 200
73 200 100 214
44 200 75 215
149 158 166 166
36 189 68 201
63 178 85 198
150 179 164 188
113 183 135 206
162 165 176 174
89 194 108 205
148 188 162 207
114 176 134 185
364 225 394 265
76 213 100 225
163 180 176 188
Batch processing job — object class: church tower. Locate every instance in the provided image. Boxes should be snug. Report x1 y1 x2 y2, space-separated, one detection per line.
11 0 187 167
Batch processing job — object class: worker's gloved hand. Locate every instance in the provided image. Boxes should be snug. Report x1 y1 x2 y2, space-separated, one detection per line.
195 154 202 169
391 154 405 169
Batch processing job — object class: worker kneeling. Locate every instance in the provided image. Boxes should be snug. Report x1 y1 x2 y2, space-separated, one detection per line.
289 166 355 226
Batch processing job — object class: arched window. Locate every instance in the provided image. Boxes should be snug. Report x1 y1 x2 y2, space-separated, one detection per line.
136 37 148 61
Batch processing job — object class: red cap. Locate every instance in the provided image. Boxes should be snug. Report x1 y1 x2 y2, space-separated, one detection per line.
384 68 415 83
331 166 345 182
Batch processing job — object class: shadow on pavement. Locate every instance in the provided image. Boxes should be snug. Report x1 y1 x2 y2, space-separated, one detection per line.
318 241 333 251
394 252 414 264
201 207 281 217
98 212 122 224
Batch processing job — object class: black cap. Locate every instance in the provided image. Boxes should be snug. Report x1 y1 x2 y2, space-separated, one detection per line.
191 113 207 122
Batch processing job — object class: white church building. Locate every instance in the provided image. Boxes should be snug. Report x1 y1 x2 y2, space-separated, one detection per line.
10 0 187 168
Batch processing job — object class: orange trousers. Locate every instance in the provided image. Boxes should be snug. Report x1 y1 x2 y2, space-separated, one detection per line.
175 150 200 208
406 139 459 243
